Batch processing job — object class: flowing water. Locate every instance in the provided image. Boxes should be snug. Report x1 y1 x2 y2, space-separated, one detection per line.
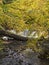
0 42 49 65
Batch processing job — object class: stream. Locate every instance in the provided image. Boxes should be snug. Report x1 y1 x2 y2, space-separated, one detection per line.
0 41 49 65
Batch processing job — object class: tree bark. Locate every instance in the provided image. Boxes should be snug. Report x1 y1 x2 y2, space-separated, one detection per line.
0 30 28 41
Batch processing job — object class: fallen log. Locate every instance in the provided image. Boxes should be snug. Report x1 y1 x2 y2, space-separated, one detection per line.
0 30 28 41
